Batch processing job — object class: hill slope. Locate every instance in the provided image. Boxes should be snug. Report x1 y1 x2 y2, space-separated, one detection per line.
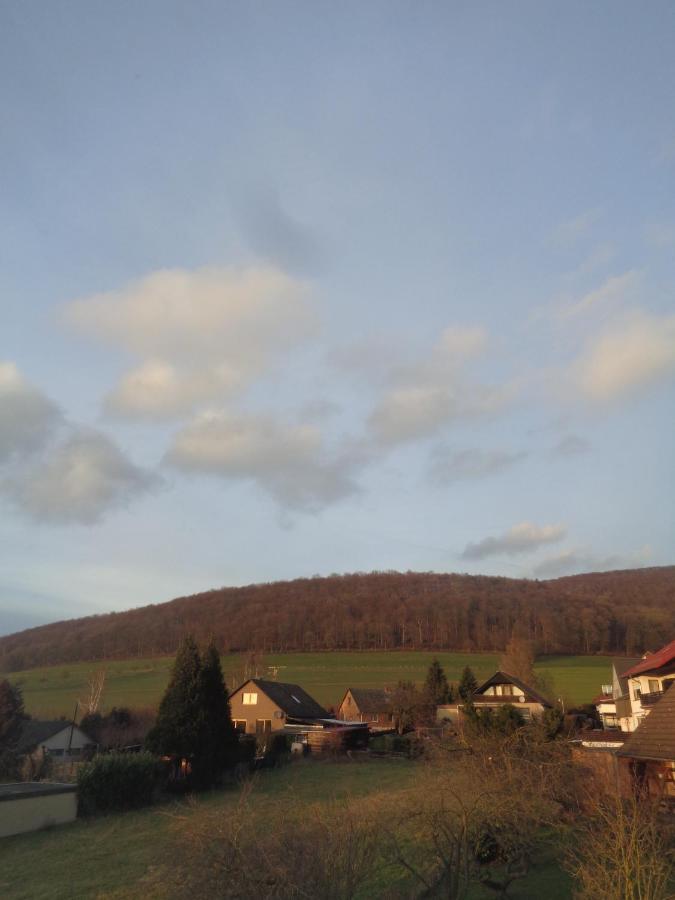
1 566 673 671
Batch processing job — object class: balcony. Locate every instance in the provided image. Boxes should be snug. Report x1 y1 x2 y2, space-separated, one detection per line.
615 696 633 719
640 691 664 707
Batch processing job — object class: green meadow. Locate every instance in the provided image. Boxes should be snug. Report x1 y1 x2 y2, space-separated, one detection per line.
8 651 609 718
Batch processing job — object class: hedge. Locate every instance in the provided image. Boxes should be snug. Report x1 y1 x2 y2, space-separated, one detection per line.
77 751 164 816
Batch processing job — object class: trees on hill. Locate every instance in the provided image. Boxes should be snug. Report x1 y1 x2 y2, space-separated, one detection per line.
146 636 237 787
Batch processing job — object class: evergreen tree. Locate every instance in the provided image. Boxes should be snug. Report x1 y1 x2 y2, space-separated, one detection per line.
423 659 451 705
146 635 202 760
0 679 28 780
458 665 478 701
194 642 237 787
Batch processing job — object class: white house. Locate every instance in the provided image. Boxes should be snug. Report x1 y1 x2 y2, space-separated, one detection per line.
614 640 675 732
17 720 95 760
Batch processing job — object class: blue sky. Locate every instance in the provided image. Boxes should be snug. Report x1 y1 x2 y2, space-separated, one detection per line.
1 1 674 634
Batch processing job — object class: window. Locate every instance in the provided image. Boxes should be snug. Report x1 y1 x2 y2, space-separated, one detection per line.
243 692 258 705
648 679 660 693
233 720 247 733
256 719 272 734
502 684 514 696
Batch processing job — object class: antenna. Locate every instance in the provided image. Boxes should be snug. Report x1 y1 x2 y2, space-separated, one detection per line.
267 665 287 680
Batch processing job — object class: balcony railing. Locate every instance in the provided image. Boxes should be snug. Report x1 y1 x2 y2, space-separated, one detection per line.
615 696 633 719
640 691 664 707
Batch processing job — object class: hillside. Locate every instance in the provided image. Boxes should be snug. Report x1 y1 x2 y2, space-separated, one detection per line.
1 566 674 671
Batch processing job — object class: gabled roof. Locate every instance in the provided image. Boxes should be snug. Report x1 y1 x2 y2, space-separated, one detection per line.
620 640 675 678
341 688 391 714
16 720 81 753
473 671 552 708
617 683 675 761
234 679 328 719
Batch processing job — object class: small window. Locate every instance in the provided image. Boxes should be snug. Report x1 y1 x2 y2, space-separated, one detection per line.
233 720 247 733
291 694 301 703
243 692 258 705
648 680 659 693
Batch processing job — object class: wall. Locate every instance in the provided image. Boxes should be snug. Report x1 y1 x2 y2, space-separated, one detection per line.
0 790 77 838
229 682 285 734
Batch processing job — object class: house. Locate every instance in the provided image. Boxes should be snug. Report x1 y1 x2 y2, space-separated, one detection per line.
614 640 675 732
337 688 394 729
616 678 675 802
229 678 329 735
437 671 552 726
592 657 641 730
17 720 95 760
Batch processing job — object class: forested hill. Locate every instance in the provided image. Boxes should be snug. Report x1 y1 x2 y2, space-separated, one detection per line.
1 567 674 672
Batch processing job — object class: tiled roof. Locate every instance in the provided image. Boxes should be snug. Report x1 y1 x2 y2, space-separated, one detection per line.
620 640 675 678
617 684 675 761
344 688 391 714
592 694 614 706
247 679 328 719
473 671 552 708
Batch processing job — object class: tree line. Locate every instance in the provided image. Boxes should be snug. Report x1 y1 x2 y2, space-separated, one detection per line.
1 566 673 671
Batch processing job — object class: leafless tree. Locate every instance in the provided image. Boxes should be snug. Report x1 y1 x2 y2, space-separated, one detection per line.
81 668 106 716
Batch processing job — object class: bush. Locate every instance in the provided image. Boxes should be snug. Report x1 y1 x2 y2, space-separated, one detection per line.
77 751 164 816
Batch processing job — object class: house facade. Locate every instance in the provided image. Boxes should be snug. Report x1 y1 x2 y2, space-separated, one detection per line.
614 640 675 732
17 721 95 760
616 678 675 802
337 688 394 729
592 657 641 730
437 671 552 725
229 678 328 736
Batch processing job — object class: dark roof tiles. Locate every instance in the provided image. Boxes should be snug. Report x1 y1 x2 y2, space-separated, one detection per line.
248 679 328 719
617 684 675 761
344 688 391 714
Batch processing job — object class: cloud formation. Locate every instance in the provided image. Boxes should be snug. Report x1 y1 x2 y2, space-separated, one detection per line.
560 270 639 319
368 326 511 445
428 446 526 484
2 430 158 524
65 266 316 420
0 362 61 461
165 410 358 512
461 522 566 560
573 309 675 401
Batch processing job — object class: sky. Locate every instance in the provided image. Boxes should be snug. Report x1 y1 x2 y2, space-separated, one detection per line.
1 1 674 635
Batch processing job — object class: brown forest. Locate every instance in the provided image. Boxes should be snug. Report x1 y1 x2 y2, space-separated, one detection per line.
1 567 674 672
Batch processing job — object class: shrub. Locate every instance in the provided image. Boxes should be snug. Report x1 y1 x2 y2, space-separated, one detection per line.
77 751 164 816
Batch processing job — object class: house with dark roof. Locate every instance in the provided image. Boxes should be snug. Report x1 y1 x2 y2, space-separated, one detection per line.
615 640 675 732
17 720 95 759
616 679 675 802
337 688 394 729
437 671 552 726
229 678 329 736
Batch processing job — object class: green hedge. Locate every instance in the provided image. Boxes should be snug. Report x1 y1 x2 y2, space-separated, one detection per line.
77 751 164 816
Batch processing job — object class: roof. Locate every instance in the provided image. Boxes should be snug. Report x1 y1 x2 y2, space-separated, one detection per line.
473 671 553 708
620 640 675 678
16 720 77 753
342 687 391 714
237 679 328 719
592 693 614 706
617 683 675 761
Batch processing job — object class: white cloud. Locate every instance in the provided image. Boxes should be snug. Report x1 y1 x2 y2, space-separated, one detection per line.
165 410 358 512
461 522 566 560
2 430 158 524
549 435 591 457
560 270 640 319
65 265 317 419
533 545 653 578
429 446 527 484
104 359 242 420
0 362 61 462
551 208 601 246
573 309 675 401
368 326 512 446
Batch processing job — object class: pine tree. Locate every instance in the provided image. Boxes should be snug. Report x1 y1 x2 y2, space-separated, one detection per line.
458 665 478 701
146 635 202 760
194 642 237 787
423 659 451 705
0 679 28 780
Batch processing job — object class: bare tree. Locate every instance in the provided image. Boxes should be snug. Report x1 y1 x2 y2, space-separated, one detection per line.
81 668 106 716
565 791 674 900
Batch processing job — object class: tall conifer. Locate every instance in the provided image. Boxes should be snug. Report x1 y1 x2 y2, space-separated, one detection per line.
458 665 478 701
146 635 202 759
194 641 237 786
423 659 451 705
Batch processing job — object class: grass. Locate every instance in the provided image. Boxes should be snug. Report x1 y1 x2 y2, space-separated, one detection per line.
0 758 571 900
8 651 610 718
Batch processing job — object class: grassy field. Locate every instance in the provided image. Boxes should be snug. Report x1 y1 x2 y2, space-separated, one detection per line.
0 758 571 900
8 651 610 718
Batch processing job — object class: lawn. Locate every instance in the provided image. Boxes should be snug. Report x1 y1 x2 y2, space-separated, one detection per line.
0 758 571 900
9 651 610 719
